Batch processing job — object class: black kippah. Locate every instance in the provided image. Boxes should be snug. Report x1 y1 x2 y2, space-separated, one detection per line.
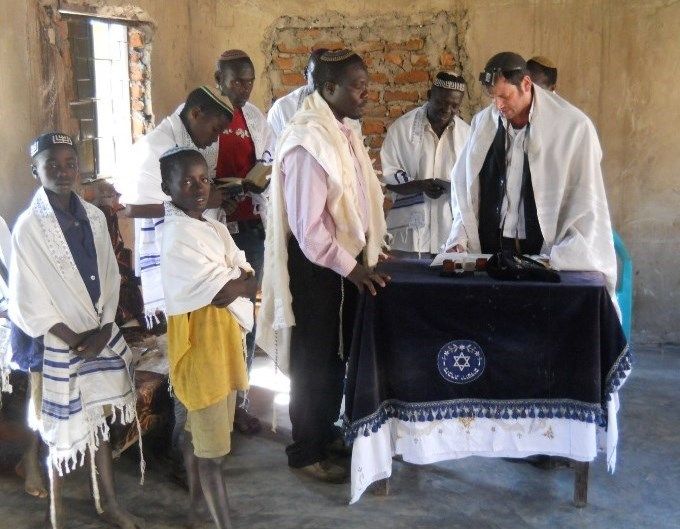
29 132 75 158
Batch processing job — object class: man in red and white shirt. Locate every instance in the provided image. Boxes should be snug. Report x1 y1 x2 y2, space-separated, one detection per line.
215 49 274 434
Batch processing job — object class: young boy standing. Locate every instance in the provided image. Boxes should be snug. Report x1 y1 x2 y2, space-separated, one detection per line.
8 133 142 529
159 147 257 529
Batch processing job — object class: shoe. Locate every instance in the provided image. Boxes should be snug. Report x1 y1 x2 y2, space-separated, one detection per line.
326 437 352 458
294 460 347 483
234 407 262 435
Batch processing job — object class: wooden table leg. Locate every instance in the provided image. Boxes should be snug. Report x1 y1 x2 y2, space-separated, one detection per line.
573 461 589 507
371 478 390 496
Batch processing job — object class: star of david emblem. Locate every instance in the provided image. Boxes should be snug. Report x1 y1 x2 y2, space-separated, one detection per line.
437 340 486 384
452 352 471 371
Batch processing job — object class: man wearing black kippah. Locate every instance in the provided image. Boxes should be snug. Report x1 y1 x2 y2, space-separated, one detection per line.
381 71 470 255
445 51 617 301
257 49 389 482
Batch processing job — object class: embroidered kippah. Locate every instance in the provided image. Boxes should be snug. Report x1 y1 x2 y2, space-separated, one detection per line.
433 71 466 91
319 49 358 63
29 132 75 158
219 49 250 62
528 56 556 69
198 85 234 117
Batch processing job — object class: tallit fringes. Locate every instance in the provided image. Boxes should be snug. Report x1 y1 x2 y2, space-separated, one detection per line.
338 277 345 362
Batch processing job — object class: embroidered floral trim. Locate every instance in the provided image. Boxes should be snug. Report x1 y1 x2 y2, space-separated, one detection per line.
33 189 79 277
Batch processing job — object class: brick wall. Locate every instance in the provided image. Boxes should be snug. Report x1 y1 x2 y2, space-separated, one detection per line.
128 26 154 140
263 11 472 170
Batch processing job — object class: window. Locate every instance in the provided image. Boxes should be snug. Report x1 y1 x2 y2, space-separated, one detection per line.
68 18 132 181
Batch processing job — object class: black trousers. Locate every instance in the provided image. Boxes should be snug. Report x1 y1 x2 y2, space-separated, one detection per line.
285 237 358 468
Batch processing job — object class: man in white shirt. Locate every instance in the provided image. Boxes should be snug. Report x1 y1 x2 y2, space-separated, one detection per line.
381 71 470 254
445 52 616 296
267 48 327 146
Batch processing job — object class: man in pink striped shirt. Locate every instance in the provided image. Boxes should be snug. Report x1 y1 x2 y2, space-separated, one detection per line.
257 49 389 483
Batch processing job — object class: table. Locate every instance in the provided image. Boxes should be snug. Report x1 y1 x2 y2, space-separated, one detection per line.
343 258 631 504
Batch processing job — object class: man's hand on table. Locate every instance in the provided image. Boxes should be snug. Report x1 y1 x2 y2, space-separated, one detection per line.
347 264 391 296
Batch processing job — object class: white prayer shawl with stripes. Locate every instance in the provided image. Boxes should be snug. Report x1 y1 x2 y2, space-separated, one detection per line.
8 188 137 475
0 216 11 395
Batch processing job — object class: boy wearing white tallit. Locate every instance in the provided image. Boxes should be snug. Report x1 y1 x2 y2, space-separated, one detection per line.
445 52 617 298
381 71 470 255
159 147 257 529
257 49 389 483
9 133 142 529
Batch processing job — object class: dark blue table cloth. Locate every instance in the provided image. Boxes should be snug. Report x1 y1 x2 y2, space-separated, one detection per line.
343 258 630 441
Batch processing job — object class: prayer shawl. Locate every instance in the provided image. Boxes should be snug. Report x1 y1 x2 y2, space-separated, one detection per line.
256 90 387 373
381 105 470 253
0 216 11 396
446 85 618 297
114 107 219 324
161 202 253 410
8 188 137 475
160 201 254 330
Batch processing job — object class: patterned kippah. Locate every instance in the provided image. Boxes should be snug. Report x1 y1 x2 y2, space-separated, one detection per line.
319 49 358 63
198 85 234 117
219 49 250 62
433 71 466 91
159 146 200 161
29 132 75 158
528 56 557 69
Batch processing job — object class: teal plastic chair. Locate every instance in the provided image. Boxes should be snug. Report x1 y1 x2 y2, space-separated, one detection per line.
613 230 633 341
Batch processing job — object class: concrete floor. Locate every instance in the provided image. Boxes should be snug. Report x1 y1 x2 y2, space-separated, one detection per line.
0 345 678 529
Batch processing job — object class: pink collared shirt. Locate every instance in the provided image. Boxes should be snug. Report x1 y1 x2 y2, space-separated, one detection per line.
281 121 369 277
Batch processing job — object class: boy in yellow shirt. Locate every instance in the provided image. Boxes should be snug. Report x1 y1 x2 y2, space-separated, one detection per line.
159 146 257 529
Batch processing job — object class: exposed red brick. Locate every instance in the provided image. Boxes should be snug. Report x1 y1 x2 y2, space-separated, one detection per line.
388 105 407 118
281 72 305 86
298 28 321 39
387 38 424 51
355 40 384 53
275 56 295 70
363 105 387 118
277 42 309 54
130 64 144 82
395 70 430 84
130 84 143 99
384 90 419 102
312 40 344 51
363 55 375 67
366 90 380 102
131 100 145 112
128 30 144 48
362 119 386 135
370 72 388 84
440 51 456 68
410 54 429 67
384 52 403 66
